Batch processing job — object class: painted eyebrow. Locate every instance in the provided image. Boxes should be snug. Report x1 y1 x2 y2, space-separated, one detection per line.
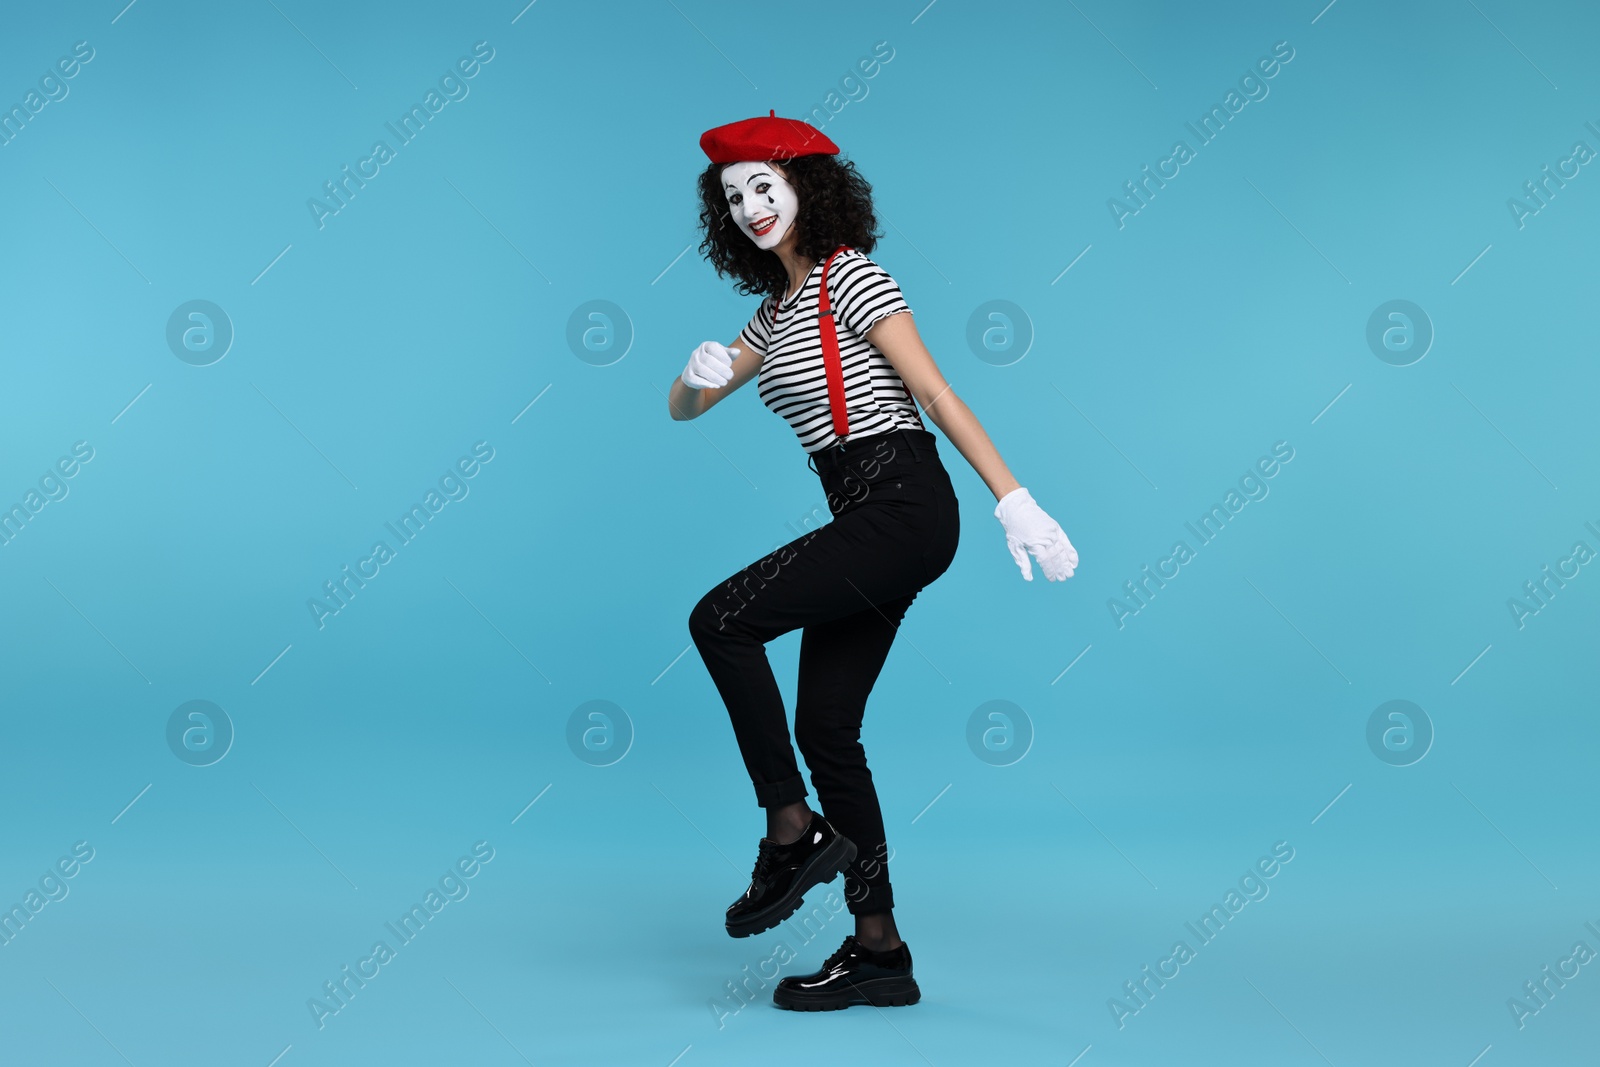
723 170 775 192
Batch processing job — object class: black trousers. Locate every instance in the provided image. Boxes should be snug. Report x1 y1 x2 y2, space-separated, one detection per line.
688 426 960 915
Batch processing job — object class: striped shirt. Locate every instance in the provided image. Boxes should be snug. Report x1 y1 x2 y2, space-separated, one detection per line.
737 249 924 453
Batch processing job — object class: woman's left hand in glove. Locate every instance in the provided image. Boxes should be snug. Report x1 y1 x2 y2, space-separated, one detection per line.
993 486 1079 582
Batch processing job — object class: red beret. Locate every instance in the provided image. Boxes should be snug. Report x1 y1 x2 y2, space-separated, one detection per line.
700 109 840 164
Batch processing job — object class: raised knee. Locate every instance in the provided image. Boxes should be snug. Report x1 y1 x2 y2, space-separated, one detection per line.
688 586 739 643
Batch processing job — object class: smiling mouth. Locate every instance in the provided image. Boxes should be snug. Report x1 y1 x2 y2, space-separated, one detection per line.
751 214 778 236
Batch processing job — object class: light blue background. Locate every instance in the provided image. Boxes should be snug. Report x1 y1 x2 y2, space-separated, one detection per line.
0 1 1595 1064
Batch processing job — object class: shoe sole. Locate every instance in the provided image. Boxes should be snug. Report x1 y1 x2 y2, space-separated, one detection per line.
773 975 922 1011
725 833 857 938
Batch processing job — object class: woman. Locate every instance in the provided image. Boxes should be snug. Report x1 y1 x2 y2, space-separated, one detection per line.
668 110 1079 1012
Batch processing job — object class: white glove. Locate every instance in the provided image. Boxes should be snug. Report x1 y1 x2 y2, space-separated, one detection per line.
681 340 741 389
994 487 1078 581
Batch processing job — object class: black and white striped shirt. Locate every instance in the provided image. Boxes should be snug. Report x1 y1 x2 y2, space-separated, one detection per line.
738 249 924 454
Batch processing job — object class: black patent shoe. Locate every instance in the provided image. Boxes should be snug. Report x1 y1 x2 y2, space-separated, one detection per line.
725 812 857 938
773 934 921 1011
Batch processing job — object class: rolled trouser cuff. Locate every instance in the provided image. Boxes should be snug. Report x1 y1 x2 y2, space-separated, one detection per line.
754 774 809 808
844 877 894 916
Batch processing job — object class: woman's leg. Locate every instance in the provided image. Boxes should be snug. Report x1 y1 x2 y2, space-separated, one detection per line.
793 591 918 950
687 497 927 814
764 799 812 844
687 431 955 953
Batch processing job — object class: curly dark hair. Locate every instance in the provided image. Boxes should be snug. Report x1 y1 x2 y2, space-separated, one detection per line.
696 153 883 300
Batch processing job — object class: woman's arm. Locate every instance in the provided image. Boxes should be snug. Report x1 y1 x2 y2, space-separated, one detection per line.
667 337 765 421
867 312 1021 503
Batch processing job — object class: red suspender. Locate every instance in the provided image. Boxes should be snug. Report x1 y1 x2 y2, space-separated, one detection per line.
817 244 852 441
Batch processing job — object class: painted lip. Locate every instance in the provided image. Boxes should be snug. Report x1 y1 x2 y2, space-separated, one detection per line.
750 214 778 236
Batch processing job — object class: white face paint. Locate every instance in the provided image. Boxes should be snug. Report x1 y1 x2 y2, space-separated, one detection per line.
720 161 799 250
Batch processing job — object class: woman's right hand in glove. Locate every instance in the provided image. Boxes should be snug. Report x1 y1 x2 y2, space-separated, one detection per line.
681 340 741 389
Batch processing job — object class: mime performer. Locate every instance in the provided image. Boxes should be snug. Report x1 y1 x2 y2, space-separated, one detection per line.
669 110 1079 1012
